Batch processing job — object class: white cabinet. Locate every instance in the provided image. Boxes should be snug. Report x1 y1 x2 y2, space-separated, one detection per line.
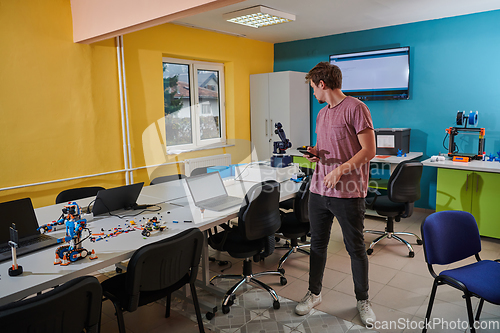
250 71 310 162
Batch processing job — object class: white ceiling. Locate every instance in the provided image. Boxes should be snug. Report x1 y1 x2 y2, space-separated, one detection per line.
174 0 500 43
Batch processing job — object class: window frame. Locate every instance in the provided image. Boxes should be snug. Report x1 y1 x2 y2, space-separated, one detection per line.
162 57 226 152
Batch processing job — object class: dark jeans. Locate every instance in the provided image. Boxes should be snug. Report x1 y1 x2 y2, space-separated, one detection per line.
308 192 369 301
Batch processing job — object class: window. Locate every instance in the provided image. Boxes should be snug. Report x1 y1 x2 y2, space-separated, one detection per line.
163 58 226 150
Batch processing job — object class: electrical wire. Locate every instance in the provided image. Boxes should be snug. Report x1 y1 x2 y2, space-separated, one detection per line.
443 132 458 153
106 205 163 219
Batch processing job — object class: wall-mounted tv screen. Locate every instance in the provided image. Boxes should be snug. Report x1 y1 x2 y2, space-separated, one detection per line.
329 47 410 101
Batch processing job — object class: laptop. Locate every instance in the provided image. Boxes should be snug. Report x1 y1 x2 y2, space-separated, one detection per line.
185 172 242 212
92 182 144 216
0 198 58 262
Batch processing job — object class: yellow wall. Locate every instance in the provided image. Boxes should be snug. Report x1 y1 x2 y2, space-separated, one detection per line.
0 0 274 209
124 24 274 182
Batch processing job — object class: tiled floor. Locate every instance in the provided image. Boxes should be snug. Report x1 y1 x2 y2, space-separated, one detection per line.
99 209 500 333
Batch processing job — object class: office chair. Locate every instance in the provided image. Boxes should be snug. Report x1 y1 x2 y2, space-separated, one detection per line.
278 167 313 211
150 173 186 185
0 275 102 333
101 228 205 333
275 177 311 274
190 166 211 176
55 186 105 204
208 180 285 314
421 211 500 333
364 161 423 257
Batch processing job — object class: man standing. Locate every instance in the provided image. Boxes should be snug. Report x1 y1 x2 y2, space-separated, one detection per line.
295 62 376 326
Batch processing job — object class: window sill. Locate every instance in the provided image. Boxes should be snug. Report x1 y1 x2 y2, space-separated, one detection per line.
167 143 235 155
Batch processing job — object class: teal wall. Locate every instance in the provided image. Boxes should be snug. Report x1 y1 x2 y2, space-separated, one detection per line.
274 10 500 210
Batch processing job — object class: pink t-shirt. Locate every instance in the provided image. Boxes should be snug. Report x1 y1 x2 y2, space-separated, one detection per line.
310 96 374 198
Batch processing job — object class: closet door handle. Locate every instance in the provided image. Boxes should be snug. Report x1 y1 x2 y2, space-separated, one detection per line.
265 119 268 136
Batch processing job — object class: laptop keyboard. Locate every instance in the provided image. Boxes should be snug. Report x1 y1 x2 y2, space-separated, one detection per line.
202 196 241 210
0 234 52 254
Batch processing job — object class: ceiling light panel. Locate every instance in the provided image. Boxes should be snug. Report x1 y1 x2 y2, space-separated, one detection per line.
223 6 295 28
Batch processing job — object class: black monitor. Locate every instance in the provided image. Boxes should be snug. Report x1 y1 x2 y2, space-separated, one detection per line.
92 182 144 216
329 47 410 101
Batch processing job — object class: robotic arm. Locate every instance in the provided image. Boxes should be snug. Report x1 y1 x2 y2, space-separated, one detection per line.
271 122 293 168
273 122 292 154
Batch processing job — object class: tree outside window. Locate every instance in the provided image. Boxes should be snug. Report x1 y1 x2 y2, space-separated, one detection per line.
163 58 225 150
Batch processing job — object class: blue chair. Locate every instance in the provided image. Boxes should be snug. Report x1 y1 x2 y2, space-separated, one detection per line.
421 211 500 333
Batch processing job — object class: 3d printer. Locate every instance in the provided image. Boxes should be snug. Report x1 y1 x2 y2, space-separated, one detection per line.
445 111 485 162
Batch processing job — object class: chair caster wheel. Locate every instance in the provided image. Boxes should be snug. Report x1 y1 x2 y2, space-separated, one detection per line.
275 237 281 242
273 300 280 310
278 268 285 274
409 252 415 258
280 277 287 286
115 267 122 273
417 239 423 245
366 248 373 255
206 312 214 320
222 305 230 314
300 235 307 242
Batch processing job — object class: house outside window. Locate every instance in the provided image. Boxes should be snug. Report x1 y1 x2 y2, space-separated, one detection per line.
162 58 225 150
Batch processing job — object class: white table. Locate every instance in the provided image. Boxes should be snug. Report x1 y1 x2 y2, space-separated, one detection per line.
288 149 423 173
0 177 301 306
371 152 423 172
422 157 500 173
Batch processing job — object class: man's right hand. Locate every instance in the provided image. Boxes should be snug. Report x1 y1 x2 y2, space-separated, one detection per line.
305 146 320 162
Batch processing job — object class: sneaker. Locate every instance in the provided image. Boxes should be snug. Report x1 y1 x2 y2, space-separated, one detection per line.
357 299 376 326
295 291 322 315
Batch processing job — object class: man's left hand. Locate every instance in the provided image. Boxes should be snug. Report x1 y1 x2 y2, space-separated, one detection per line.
323 168 343 189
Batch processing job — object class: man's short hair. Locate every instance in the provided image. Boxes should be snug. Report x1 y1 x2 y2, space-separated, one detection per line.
305 62 342 90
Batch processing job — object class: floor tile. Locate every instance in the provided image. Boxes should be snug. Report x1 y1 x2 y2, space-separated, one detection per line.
315 289 360 323
371 285 427 316
386 270 433 296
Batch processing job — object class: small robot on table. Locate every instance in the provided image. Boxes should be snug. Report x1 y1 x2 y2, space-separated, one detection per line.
141 216 167 237
38 202 97 265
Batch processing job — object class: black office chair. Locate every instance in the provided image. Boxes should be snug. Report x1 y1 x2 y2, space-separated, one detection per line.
190 166 211 176
0 275 102 333
275 177 311 274
364 161 423 257
421 211 500 333
150 174 186 185
56 186 105 204
208 180 285 314
101 228 205 333
278 167 314 210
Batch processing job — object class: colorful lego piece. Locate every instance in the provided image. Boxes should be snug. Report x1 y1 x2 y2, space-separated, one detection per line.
141 216 167 237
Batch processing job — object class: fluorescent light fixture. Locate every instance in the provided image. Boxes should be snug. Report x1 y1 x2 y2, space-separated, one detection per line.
223 6 295 28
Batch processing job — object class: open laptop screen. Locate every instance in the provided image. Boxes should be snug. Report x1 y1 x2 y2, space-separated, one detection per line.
185 173 227 203
0 198 39 246
92 182 144 216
